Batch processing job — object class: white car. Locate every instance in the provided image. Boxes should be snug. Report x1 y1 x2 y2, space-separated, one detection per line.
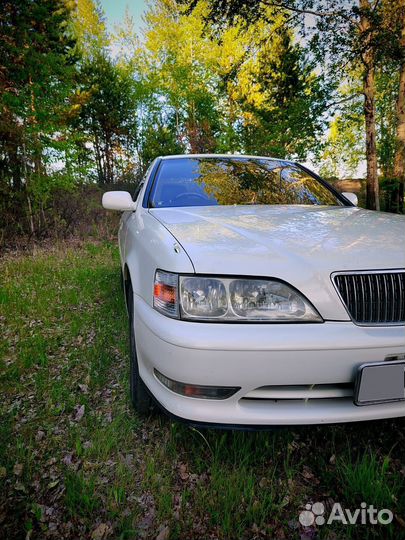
103 154 405 428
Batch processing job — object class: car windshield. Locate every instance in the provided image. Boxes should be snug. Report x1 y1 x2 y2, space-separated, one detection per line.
149 157 344 208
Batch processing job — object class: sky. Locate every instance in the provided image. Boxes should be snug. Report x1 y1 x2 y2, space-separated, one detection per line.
100 0 148 33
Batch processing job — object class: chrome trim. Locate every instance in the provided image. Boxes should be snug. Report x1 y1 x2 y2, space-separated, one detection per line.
331 269 405 327
244 383 353 400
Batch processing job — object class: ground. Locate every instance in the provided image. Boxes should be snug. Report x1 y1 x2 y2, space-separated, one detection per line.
0 241 404 540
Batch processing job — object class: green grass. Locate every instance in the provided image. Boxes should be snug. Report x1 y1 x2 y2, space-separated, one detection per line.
336 450 401 509
1 240 405 539
65 471 100 517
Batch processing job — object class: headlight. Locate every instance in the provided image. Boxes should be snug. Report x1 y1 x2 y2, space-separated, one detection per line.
154 270 322 322
180 277 228 318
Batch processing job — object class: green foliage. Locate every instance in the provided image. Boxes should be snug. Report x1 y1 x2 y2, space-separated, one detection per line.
320 105 365 179
183 0 405 211
1 0 404 244
71 0 108 56
142 0 223 153
376 66 401 177
140 121 184 165
234 18 330 158
71 53 140 184
0 0 79 236
141 0 329 158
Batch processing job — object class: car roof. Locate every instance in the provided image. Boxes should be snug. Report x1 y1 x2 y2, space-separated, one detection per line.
159 153 295 164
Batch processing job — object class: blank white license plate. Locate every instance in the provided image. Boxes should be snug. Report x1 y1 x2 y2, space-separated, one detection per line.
355 361 405 406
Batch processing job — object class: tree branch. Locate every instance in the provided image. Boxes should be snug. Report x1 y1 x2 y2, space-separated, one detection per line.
259 0 360 28
261 1 339 18
326 93 361 110
371 0 381 12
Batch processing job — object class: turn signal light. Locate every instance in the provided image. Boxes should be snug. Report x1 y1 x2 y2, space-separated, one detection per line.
153 270 178 317
154 370 240 400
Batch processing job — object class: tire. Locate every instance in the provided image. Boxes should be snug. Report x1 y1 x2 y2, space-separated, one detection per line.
120 268 124 292
127 279 153 414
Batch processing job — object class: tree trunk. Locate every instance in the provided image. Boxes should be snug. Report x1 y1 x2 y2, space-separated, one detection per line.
22 140 35 237
393 23 405 213
26 193 35 238
11 140 21 191
360 0 380 211
363 64 380 210
105 132 114 184
94 134 103 185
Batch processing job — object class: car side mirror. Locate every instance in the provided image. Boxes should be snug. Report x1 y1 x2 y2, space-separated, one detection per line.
342 192 358 206
102 191 136 211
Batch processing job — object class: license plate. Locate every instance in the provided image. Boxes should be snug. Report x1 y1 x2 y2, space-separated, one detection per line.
355 361 405 406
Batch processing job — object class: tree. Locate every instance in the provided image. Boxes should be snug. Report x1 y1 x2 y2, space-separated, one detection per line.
70 53 140 185
69 0 143 185
0 0 77 237
143 0 224 153
232 17 329 158
71 0 108 57
142 0 328 160
181 0 403 211
384 0 405 211
320 112 364 180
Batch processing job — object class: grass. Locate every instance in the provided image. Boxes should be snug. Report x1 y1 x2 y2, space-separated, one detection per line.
336 451 401 510
1 240 405 539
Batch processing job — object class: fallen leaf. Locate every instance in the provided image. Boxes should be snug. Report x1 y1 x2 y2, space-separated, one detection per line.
259 477 268 488
0 467 6 478
302 466 314 480
275 527 286 539
63 453 73 467
13 463 23 476
48 479 60 489
329 454 336 465
78 384 88 394
74 404 85 422
178 463 189 481
91 523 112 539
396 514 405 528
156 525 170 540
301 466 319 483
36 430 45 442
137 513 155 532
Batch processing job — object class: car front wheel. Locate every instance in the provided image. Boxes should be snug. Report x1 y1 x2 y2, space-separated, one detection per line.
127 279 153 415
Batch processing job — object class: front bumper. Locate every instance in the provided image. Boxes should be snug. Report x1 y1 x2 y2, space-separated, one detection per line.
134 296 405 426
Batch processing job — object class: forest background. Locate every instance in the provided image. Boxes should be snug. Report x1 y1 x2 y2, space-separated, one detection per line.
1 0 404 247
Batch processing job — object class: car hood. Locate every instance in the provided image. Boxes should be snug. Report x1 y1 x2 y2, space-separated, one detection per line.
150 205 405 320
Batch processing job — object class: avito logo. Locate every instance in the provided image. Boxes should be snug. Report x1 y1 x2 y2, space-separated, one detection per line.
299 501 393 526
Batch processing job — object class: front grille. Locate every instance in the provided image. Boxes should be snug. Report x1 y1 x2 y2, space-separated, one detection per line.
334 271 405 325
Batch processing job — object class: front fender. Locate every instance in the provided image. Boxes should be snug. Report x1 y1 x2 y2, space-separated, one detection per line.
124 210 194 307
